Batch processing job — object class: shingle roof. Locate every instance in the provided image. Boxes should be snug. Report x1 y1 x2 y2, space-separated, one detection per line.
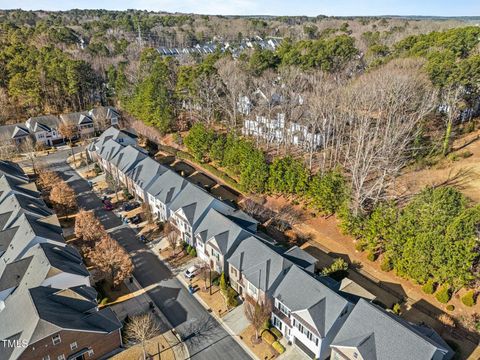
126 156 169 190
26 115 61 133
145 169 188 204
195 208 252 256
0 161 29 182
111 145 148 174
330 299 453 360
0 174 39 202
0 192 52 228
228 236 293 293
0 286 121 360
273 265 350 337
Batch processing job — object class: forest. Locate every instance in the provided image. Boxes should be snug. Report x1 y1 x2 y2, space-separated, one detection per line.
0 10 479 298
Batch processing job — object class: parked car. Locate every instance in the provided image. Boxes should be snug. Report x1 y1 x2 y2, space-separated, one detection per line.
184 266 198 279
127 214 142 224
123 201 141 212
103 200 113 211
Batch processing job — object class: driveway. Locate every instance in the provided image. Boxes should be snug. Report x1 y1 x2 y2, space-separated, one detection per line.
43 150 252 360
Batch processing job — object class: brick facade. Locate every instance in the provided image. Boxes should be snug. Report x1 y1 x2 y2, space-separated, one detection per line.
18 329 122 360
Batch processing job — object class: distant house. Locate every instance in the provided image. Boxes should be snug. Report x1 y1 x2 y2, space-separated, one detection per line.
88 106 121 130
25 115 63 146
330 299 454 360
0 285 122 360
60 112 95 137
0 123 31 145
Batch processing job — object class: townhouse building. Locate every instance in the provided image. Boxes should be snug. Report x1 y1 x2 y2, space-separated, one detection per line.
0 160 122 360
330 299 454 360
88 128 454 360
25 115 63 146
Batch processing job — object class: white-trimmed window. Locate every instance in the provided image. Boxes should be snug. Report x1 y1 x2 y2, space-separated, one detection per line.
57 355 65 360
42 356 50 360
52 335 61 345
70 342 78 350
248 282 258 296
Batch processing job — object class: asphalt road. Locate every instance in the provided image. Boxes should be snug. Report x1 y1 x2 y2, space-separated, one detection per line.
43 148 251 360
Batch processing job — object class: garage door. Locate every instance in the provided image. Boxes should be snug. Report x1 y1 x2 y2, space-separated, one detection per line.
294 337 316 359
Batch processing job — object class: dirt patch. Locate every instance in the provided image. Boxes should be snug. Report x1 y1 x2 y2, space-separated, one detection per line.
239 325 277 360
112 333 175 360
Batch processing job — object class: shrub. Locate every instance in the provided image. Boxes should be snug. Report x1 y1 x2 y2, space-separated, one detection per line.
446 304 455 311
435 285 451 304
321 258 348 276
422 279 436 294
226 287 239 308
220 272 228 292
461 290 476 307
392 303 401 315
380 257 393 272
190 249 197 257
261 330 275 345
272 341 285 354
99 297 109 306
262 318 271 331
367 251 377 261
270 327 282 340
355 241 366 252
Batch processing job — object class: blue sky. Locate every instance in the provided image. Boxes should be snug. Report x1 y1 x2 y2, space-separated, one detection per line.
0 0 478 16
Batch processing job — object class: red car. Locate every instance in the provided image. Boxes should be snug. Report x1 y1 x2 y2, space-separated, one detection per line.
103 200 113 211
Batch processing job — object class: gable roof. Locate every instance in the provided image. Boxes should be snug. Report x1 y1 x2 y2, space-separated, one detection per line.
274 265 350 338
0 243 89 296
0 174 39 203
60 111 90 125
331 299 453 360
0 286 121 360
97 138 124 162
126 156 169 190
0 192 52 229
26 115 61 133
111 145 148 174
196 208 252 256
228 236 293 293
145 169 188 204
0 161 29 182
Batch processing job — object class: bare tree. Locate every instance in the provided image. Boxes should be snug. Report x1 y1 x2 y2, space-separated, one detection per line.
36 168 61 193
244 296 272 341
20 137 38 174
440 86 463 157
59 122 78 166
166 230 179 257
125 313 160 360
341 58 436 214
197 261 211 292
215 56 249 129
88 235 134 288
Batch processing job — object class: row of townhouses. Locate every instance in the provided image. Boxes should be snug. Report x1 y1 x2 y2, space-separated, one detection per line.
89 126 454 360
239 89 322 150
0 160 122 360
0 107 120 147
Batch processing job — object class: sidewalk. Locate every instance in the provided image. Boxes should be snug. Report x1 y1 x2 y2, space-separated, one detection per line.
176 273 259 360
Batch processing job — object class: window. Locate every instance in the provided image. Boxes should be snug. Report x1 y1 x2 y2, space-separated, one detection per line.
276 301 290 316
231 268 238 277
70 342 78 350
57 355 65 360
353 352 358 359
42 356 50 360
52 335 61 345
248 282 258 296
88 349 95 357
315 337 319 346
297 322 304 333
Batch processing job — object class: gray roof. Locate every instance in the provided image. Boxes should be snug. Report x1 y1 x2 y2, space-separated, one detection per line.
89 106 120 120
93 126 137 149
195 208 252 256
283 246 317 273
0 161 29 182
0 286 121 360
111 145 148 174
97 138 124 162
168 182 231 228
0 174 39 203
0 243 88 295
0 213 64 270
26 115 61 133
0 123 30 139
331 299 453 360
273 265 350 337
60 111 90 125
145 169 188 204
126 156 169 190
228 236 293 293
0 192 52 229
